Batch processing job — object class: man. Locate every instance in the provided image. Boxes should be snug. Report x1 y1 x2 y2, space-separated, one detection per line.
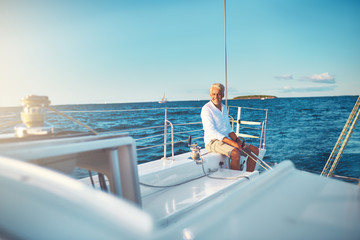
201 83 259 171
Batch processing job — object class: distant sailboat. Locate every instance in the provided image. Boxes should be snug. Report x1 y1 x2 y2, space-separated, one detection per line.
158 93 168 104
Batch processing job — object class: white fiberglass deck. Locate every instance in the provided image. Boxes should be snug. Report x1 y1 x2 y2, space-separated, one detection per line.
139 156 258 225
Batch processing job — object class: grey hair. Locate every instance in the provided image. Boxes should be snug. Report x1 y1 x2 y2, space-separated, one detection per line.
210 83 225 94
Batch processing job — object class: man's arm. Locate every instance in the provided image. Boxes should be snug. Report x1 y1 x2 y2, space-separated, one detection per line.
222 132 246 150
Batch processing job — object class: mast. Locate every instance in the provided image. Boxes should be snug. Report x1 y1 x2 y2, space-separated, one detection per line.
224 0 228 107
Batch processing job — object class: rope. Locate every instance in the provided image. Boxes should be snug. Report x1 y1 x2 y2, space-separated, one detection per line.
139 174 206 188
331 174 360 183
328 106 360 176
241 149 272 171
321 96 360 177
46 106 98 135
139 156 250 188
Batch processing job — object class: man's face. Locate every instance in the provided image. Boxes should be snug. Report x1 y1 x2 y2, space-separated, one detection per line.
210 87 223 106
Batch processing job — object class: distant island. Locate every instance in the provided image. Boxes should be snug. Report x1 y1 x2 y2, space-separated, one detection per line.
233 95 277 100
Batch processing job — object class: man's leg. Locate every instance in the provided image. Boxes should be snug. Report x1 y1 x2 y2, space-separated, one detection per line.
206 140 242 170
245 145 259 172
230 148 241 170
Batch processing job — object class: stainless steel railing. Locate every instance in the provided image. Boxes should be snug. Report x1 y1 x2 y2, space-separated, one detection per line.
0 105 267 161
228 106 268 150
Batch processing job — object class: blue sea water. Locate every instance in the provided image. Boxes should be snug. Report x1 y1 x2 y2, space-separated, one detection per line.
0 96 359 180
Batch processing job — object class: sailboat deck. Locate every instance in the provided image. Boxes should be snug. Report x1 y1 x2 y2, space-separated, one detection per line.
137 151 259 225
141 167 258 225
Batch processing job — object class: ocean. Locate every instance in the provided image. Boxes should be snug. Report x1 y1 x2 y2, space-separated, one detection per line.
0 96 359 181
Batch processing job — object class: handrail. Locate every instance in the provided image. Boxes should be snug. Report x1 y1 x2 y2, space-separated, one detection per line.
228 106 268 111
164 119 174 160
0 105 267 162
228 106 268 149
173 122 202 126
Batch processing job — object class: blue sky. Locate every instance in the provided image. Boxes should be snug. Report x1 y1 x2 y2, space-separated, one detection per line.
0 0 359 107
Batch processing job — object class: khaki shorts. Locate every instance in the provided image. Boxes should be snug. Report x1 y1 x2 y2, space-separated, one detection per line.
205 139 235 158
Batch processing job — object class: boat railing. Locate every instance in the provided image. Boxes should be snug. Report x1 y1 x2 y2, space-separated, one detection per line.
61 107 205 162
131 107 203 161
0 105 267 162
228 106 268 150
93 106 267 161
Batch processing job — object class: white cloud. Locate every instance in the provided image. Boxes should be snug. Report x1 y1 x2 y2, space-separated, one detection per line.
303 72 335 84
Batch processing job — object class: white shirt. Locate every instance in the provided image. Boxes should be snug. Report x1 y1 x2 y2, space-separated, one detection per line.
201 101 233 145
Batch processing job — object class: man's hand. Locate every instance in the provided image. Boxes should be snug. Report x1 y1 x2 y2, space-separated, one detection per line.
240 141 247 149
236 140 248 151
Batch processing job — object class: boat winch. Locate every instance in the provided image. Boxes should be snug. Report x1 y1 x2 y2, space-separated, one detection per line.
15 95 54 138
188 136 202 163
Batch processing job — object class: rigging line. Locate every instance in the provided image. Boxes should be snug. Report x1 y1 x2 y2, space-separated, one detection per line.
331 174 360 183
241 149 272 171
299 168 360 183
322 111 356 174
327 97 359 170
321 96 360 176
247 155 268 171
327 103 360 177
46 106 98 135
